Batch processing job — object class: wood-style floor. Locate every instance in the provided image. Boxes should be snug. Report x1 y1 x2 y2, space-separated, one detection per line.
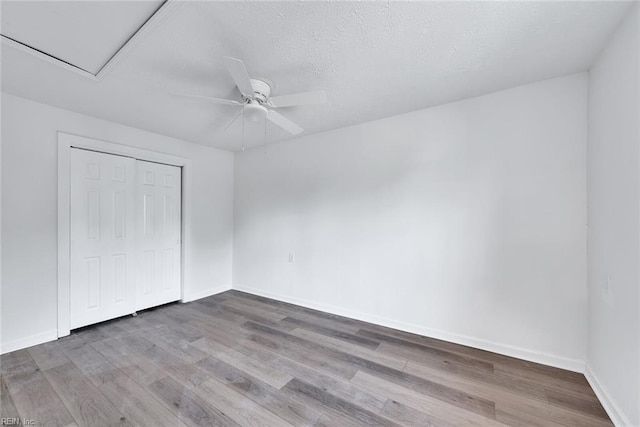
1 290 611 426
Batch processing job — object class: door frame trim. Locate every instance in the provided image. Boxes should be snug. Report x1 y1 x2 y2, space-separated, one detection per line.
57 132 192 337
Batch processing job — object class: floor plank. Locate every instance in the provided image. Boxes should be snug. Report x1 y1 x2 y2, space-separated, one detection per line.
1 375 21 420
148 375 240 427
351 371 505 427
195 356 329 426
230 290 367 330
496 399 613 427
195 341 294 389
1 290 613 426
0 349 37 375
139 325 208 365
2 352 76 427
42 362 129 426
97 375 187 427
27 341 71 372
119 334 210 389
373 338 494 377
290 327 407 370
403 360 548 404
190 326 389 413
282 378 400 426
218 298 289 323
545 388 610 420
381 399 454 427
223 292 360 334
281 317 381 349
244 321 497 419
242 321 362 380
494 362 592 395
195 376 294 426
91 337 168 386
59 337 121 388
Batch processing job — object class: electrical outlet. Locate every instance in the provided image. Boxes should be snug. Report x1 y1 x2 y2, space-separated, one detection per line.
288 252 295 263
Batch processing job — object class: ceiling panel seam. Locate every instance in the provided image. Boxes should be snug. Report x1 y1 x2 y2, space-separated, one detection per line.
0 0 183 82
0 35 98 81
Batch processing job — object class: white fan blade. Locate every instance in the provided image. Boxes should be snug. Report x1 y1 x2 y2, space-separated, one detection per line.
266 110 304 135
268 90 327 108
171 93 242 106
223 56 254 98
224 109 243 132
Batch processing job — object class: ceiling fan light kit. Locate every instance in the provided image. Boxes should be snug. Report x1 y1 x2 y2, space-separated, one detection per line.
244 100 268 122
172 56 327 139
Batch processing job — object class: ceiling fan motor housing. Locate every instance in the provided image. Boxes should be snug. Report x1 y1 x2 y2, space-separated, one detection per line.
246 78 272 103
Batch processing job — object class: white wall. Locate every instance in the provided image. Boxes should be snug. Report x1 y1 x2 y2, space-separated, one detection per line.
586 5 640 426
1 93 234 353
234 73 589 370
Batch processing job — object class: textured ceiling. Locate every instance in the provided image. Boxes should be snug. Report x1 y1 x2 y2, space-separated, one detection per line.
1 1 634 151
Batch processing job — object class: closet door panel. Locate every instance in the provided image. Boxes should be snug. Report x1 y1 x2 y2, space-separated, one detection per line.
136 161 181 310
70 149 136 329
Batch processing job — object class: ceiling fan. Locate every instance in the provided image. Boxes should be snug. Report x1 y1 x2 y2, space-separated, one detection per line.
172 56 327 135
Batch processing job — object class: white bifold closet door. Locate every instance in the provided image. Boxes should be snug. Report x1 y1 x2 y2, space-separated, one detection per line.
135 160 181 311
70 149 136 329
70 149 181 329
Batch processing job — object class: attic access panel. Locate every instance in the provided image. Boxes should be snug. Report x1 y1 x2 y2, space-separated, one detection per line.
1 0 164 75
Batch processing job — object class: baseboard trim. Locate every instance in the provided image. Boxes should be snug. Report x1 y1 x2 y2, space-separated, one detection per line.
233 285 585 373
584 364 633 427
182 284 232 303
0 329 58 355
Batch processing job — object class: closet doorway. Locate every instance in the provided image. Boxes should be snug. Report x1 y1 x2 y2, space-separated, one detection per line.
58 132 191 336
69 148 182 329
